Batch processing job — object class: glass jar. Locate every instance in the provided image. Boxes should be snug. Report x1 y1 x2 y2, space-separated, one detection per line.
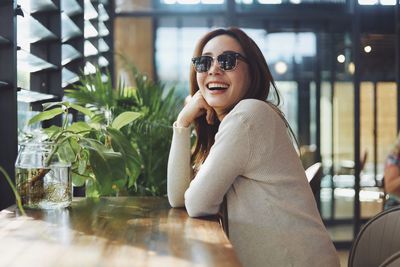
15 142 72 209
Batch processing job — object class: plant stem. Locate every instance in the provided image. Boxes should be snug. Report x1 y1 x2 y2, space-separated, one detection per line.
62 108 69 130
0 166 27 216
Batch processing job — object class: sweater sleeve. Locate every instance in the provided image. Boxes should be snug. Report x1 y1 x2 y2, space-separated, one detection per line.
167 123 192 207
184 112 251 217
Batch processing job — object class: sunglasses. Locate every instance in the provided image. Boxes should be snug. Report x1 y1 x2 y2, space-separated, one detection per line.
191 52 247 73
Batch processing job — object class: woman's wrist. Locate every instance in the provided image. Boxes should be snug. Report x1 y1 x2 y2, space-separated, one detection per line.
176 116 190 128
176 111 192 128
176 118 190 128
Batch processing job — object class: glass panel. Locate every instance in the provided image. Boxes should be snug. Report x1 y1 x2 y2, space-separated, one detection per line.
258 0 282 3
62 44 83 65
320 81 333 220
359 82 383 219
84 20 99 38
61 12 83 42
359 0 396 5
310 82 317 145
155 27 209 94
334 82 354 170
84 40 98 56
98 4 110 21
377 82 397 173
0 35 10 44
98 56 109 67
17 49 57 73
17 89 57 103
18 0 58 13
98 38 110 52
236 0 346 5
321 81 333 168
360 82 374 178
18 67 30 90
61 0 83 16
275 81 298 136
62 67 79 87
17 16 57 47
332 81 354 220
84 0 98 20
99 21 110 37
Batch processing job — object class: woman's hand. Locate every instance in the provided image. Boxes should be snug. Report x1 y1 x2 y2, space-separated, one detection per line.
176 91 215 127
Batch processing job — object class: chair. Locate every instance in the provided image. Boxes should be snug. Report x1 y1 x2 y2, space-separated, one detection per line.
305 162 322 209
348 206 400 267
380 251 400 267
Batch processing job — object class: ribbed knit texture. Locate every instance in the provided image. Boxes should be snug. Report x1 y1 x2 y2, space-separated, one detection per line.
168 99 340 267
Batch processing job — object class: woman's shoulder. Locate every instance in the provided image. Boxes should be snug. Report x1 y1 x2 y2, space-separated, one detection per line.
227 99 281 123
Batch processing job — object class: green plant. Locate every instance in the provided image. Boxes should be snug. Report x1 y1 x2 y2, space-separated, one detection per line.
0 166 26 216
27 101 142 197
66 65 182 196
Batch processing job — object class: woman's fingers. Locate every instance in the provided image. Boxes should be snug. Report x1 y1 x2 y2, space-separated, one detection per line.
178 90 215 126
205 107 214 125
195 91 215 125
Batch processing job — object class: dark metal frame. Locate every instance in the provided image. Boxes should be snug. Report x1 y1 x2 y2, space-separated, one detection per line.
397 0 400 132
351 0 362 238
0 0 17 210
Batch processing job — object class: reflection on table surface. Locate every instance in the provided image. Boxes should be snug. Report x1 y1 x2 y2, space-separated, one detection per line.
0 197 241 267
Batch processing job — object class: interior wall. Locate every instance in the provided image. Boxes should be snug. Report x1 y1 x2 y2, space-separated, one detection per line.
114 17 154 85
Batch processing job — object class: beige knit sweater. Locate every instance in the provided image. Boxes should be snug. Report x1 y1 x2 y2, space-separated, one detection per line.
168 99 340 267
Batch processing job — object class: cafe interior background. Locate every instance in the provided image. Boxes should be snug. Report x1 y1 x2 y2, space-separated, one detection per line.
0 0 399 252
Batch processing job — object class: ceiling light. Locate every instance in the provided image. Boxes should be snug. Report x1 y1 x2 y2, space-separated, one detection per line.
274 61 288 75
348 62 355 75
337 54 345 63
364 45 372 53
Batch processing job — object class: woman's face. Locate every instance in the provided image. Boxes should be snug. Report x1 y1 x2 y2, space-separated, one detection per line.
196 34 250 119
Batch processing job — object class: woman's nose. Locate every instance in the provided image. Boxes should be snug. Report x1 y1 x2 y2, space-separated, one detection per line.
208 59 222 75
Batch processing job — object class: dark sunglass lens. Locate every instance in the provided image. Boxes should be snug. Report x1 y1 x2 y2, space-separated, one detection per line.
194 56 212 72
218 54 236 71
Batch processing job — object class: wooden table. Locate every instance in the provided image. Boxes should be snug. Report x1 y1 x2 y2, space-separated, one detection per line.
0 197 241 267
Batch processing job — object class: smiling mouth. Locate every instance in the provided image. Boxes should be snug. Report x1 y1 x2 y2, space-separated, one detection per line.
207 82 229 91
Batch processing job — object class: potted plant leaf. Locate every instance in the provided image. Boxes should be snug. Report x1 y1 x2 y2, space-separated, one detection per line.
16 101 142 208
66 65 182 196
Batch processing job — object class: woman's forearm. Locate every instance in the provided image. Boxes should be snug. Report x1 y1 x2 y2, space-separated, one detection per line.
167 124 192 207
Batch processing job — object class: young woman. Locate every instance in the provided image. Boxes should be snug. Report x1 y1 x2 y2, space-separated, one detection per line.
167 27 339 267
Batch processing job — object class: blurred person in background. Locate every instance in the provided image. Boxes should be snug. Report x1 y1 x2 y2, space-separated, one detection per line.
384 133 400 209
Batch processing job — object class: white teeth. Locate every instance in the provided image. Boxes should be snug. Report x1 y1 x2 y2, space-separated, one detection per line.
207 82 229 89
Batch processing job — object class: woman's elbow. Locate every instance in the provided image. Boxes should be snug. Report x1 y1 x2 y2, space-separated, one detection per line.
185 205 204 217
185 196 217 217
168 195 185 208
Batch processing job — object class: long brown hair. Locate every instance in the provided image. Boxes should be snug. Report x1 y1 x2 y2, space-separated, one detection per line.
190 27 285 171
